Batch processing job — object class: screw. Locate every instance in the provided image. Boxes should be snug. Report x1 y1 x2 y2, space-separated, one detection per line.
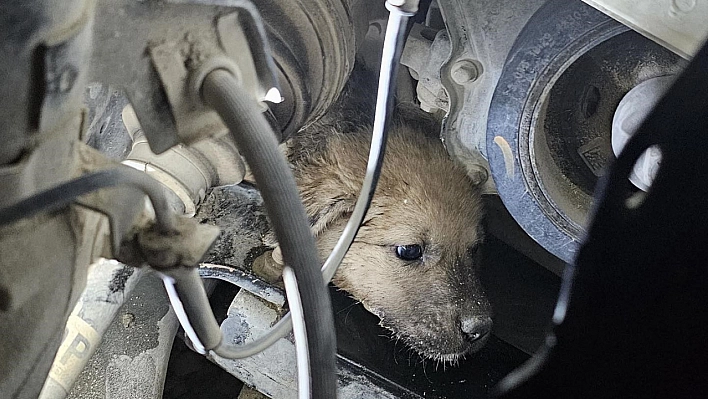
451 60 480 84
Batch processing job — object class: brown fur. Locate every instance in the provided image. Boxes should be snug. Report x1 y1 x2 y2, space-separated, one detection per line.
282 107 492 362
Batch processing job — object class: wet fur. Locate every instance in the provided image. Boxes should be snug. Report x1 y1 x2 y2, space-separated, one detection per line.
278 65 492 361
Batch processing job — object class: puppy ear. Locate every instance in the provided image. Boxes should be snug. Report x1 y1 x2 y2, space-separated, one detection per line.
267 198 353 269
309 198 355 239
262 197 354 249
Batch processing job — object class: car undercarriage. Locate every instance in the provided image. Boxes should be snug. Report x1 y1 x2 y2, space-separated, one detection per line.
1 0 707 398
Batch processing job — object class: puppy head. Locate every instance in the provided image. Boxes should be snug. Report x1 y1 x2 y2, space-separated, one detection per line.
299 126 491 363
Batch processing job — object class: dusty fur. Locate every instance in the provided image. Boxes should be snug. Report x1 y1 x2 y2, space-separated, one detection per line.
274 64 492 362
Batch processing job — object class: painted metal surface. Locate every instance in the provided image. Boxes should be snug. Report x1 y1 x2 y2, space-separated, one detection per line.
583 0 708 58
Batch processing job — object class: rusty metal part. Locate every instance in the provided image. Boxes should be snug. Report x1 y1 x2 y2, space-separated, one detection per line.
583 0 708 59
251 250 286 287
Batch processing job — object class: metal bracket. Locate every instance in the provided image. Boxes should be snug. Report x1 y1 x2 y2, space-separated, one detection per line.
90 0 281 154
433 0 548 193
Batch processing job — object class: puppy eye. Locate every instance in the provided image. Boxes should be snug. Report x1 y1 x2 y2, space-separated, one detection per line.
395 244 423 261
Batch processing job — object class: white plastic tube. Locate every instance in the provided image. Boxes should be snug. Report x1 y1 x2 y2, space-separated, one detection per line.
283 267 310 399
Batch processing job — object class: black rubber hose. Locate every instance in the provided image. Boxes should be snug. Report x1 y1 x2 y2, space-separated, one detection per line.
201 69 337 399
0 165 176 232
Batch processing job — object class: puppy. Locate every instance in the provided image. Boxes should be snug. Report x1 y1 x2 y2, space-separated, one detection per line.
269 65 493 362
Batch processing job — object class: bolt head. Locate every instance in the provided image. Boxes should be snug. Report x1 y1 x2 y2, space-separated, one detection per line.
451 60 480 84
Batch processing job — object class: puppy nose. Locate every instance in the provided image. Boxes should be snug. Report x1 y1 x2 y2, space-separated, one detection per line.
460 315 492 342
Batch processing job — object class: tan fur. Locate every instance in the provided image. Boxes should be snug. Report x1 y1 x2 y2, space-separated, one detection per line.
284 122 492 362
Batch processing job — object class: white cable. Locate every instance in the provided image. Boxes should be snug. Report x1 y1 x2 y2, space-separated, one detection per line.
160 274 207 355
283 267 311 399
322 2 411 282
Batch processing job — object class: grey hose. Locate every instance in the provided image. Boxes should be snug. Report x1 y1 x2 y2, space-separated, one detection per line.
0 165 176 232
201 69 337 399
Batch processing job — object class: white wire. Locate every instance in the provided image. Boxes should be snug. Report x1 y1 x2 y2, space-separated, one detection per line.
160 274 207 355
321 2 410 282
283 267 311 399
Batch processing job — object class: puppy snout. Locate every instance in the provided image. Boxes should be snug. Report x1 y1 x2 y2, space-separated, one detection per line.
460 315 492 343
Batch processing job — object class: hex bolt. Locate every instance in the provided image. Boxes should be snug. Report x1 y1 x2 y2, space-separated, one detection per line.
451 60 480 84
